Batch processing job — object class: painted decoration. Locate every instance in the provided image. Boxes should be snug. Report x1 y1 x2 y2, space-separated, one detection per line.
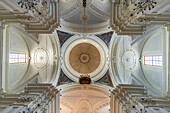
96 31 113 47
57 69 75 86
57 30 73 47
96 71 113 87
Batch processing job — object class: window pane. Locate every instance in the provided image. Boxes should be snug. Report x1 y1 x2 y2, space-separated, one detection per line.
9 53 26 64
144 55 162 67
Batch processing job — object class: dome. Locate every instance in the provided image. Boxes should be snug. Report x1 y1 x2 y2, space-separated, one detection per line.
69 43 100 74
61 34 109 82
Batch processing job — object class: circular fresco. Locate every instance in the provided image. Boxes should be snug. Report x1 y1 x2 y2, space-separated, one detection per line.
69 43 100 74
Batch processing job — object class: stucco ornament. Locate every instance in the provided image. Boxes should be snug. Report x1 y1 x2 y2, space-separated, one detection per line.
121 48 137 71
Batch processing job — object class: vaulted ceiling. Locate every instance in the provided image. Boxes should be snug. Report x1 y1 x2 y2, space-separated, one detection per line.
0 0 169 101
0 0 169 34
60 0 110 33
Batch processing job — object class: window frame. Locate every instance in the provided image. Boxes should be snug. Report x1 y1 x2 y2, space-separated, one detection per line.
144 55 162 67
9 53 26 64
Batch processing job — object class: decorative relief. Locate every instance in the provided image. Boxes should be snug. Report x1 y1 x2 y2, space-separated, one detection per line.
111 39 120 77
120 48 137 71
34 48 49 70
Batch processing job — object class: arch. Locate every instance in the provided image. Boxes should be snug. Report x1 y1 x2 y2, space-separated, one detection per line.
59 84 111 113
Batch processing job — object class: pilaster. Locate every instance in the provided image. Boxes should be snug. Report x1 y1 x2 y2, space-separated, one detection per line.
167 25 170 97
0 21 4 93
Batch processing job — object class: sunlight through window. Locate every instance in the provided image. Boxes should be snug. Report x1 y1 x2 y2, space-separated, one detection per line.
9 53 26 64
144 56 162 67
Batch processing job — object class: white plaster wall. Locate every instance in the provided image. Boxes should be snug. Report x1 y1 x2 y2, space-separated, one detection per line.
3 25 60 93
131 26 166 96
60 84 110 113
5 24 39 93
116 36 134 84
110 34 136 86
37 33 59 84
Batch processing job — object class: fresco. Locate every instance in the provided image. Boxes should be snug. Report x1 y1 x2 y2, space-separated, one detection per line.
96 31 113 47
57 69 75 86
57 30 73 47
95 71 113 87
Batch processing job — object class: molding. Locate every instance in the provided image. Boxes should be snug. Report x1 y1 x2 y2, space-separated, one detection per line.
13 25 39 44
131 25 161 45
59 84 111 96
89 3 110 18
52 30 61 86
109 34 122 86
0 0 14 12
60 3 80 19
59 19 110 33
0 0 60 34
110 0 170 35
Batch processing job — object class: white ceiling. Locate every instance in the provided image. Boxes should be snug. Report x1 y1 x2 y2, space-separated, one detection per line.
60 84 110 113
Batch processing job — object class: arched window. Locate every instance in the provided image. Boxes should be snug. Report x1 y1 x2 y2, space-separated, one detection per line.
144 55 162 67
9 53 26 64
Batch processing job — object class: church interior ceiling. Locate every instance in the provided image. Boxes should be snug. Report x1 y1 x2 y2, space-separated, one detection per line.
0 0 170 112
0 0 169 96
